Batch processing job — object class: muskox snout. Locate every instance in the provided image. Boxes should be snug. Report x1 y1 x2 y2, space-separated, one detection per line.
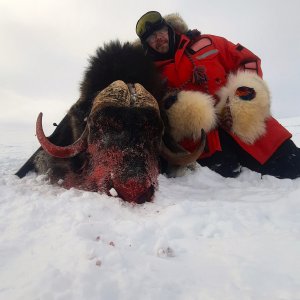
135 185 155 204
111 179 156 204
114 153 159 203
111 157 158 203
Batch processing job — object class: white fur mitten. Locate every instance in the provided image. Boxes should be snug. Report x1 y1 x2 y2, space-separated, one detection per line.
164 90 217 142
216 71 271 144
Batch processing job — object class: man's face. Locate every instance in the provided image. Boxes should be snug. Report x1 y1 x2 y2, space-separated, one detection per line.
146 26 169 53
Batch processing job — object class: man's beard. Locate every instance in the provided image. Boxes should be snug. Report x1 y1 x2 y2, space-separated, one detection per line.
156 39 169 53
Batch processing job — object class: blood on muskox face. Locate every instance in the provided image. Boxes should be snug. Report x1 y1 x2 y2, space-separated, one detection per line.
37 80 164 203
86 88 165 202
86 106 163 203
36 80 206 203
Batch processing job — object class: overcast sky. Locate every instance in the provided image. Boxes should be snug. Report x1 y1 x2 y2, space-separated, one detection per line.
1 0 300 131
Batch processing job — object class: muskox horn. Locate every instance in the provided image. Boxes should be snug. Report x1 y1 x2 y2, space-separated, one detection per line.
160 129 206 166
36 112 87 158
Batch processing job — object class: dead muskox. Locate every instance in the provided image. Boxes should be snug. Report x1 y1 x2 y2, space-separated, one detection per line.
16 41 205 203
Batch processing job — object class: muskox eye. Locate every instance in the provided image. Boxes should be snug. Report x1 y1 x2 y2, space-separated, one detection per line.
101 119 123 132
142 122 161 141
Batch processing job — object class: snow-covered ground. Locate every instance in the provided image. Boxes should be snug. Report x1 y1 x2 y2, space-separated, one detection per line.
1 118 300 300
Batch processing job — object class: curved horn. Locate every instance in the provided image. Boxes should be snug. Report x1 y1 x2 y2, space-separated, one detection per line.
160 129 206 166
36 112 87 158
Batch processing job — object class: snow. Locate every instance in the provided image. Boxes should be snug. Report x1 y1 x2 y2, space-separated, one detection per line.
1 119 300 300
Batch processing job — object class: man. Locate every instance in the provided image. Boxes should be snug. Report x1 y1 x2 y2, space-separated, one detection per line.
135 11 300 179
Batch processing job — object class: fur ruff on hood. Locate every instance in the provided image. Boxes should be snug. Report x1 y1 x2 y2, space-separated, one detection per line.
163 13 189 34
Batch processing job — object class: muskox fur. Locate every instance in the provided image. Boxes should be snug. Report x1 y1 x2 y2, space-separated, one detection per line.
16 41 168 179
16 39 201 196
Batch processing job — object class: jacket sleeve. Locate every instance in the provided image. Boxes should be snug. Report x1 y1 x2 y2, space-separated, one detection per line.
211 35 263 78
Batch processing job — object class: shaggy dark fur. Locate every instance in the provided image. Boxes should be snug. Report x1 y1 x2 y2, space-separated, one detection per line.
16 41 166 178
81 41 165 106
69 41 166 142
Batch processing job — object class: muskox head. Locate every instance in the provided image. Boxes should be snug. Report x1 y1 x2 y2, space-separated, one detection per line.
36 80 205 203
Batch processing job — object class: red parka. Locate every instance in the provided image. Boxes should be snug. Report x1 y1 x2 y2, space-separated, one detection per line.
155 34 291 164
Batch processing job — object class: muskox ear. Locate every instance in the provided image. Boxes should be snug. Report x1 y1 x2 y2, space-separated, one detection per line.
15 113 75 178
36 113 88 158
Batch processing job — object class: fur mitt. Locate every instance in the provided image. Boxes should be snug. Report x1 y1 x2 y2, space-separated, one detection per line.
164 90 217 142
216 71 271 144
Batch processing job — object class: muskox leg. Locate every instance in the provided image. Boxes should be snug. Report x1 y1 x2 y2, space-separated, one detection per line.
15 147 42 178
33 149 87 183
33 150 71 181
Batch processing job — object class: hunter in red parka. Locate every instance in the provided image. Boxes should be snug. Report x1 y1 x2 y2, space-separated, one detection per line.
136 11 300 179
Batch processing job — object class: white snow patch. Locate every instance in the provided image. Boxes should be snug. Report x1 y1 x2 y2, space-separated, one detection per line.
0 118 300 299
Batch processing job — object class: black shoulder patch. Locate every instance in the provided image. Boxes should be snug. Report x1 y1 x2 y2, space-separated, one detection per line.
236 44 244 51
178 40 187 49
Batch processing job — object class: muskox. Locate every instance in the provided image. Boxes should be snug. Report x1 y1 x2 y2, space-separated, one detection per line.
16 41 205 203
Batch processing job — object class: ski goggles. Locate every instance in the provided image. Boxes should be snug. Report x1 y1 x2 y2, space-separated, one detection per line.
136 11 165 41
